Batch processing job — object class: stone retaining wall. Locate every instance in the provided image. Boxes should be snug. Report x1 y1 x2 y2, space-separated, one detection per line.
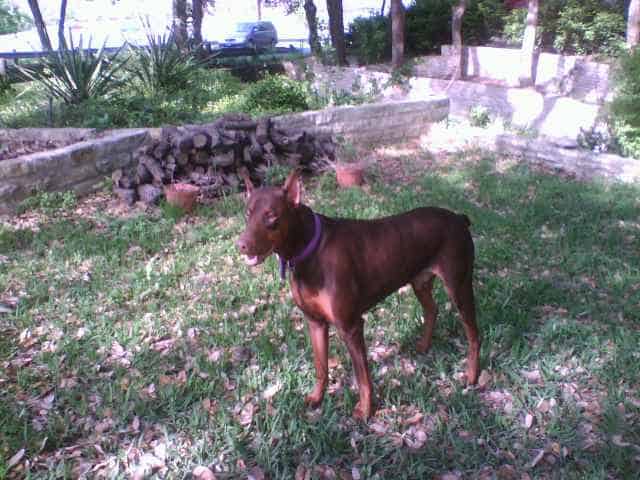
273 97 449 142
494 134 640 183
0 130 148 213
0 99 449 213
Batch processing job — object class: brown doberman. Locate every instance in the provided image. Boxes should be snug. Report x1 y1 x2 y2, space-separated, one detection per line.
237 170 480 419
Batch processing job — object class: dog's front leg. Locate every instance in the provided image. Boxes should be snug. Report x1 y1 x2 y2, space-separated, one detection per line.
339 319 374 420
304 317 329 408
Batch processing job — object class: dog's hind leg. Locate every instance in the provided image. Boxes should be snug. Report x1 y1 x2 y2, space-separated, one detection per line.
411 271 438 354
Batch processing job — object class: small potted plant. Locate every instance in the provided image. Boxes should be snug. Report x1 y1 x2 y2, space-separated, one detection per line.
334 140 367 188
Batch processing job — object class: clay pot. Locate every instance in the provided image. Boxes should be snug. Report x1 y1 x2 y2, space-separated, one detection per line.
164 183 200 212
335 163 366 188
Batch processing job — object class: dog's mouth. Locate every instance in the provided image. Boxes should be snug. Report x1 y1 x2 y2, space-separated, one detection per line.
243 248 273 267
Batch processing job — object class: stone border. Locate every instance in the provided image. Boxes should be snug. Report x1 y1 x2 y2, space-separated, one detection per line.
0 130 148 213
0 99 449 214
494 134 640 183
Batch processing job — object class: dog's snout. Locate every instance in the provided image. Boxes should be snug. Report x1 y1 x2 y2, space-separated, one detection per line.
236 236 249 253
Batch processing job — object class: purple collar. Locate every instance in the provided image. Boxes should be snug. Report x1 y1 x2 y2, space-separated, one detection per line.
278 212 322 280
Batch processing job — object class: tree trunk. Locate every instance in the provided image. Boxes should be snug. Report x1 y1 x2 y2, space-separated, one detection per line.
192 0 204 47
326 0 347 65
519 0 539 86
390 0 405 69
628 0 640 48
451 0 466 79
58 0 68 50
304 0 322 56
380 0 387 16
257 0 262 20
173 0 188 50
27 0 52 51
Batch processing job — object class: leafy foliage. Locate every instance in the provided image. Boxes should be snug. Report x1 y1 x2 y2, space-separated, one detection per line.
349 14 390 65
462 0 507 45
242 73 309 113
0 0 32 35
18 36 128 105
611 48 640 159
127 30 208 94
551 1 625 57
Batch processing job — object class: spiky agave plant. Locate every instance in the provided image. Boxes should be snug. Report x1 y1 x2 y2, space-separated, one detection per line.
127 25 210 94
19 34 128 105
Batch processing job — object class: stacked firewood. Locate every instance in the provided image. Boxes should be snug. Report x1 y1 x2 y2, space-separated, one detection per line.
112 113 337 206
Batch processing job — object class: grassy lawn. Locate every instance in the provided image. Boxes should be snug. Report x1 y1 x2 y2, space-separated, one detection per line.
1 150 639 479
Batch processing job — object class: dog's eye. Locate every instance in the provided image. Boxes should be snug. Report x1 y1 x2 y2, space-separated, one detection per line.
265 214 278 229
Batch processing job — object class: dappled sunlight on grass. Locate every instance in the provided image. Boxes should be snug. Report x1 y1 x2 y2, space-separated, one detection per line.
1 151 639 478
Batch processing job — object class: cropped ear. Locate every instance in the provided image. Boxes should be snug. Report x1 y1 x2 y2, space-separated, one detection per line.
282 169 302 207
238 167 254 200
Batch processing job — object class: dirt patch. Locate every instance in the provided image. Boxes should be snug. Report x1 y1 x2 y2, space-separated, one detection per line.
0 138 79 161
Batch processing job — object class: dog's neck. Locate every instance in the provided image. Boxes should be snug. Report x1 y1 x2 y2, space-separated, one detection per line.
276 204 319 261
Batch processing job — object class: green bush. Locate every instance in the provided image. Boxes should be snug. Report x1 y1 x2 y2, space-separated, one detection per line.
242 74 308 114
469 105 491 128
462 0 507 45
611 48 640 159
0 0 32 35
349 15 390 65
18 36 128 104
405 0 452 55
0 74 13 99
552 1 625 57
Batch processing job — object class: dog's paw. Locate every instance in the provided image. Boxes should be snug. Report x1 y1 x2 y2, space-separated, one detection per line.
304 393 323 409
352 401 373 421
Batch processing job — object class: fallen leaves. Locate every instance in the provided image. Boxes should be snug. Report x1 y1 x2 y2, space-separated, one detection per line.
193 465 217 480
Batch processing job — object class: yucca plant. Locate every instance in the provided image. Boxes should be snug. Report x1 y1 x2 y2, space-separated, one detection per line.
18 34 128 105
127 28 209 94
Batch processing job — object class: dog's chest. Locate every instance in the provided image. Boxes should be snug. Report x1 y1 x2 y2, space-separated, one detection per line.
290 280 337 324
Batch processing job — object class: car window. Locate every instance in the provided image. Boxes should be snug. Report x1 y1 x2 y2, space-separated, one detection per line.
236 23 253 32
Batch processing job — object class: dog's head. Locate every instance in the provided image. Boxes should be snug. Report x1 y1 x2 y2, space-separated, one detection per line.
236 169 302 266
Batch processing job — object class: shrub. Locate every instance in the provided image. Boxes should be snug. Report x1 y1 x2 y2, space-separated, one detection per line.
469 105 491 128
462 0 507 45
0 0 32 35
405 0 452 55
242 74 308 113
349 15 390 65
611 48 640 159
0 74 13 99
127 30 207 94
18 36 128 104
552 1 625 57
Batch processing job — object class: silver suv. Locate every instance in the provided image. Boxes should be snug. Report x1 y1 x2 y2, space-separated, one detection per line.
218 21 278 50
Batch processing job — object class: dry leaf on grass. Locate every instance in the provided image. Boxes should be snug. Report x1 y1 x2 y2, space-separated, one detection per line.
7 448 25 470
248 466 266 480
193 465 217 480
477 369 492 389
262 382 282 400
524 412 534 429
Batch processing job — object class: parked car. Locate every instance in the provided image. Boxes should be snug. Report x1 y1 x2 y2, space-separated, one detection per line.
211 21 278 51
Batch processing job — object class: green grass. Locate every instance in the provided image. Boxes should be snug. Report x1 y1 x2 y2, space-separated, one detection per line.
1 151 639 479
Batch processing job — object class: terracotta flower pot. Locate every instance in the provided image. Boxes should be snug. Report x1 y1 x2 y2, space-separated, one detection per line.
164 183 200 212
335 163 366 188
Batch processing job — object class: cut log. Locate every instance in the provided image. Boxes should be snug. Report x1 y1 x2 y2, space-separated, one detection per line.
140 155 165 183
262 142 275 154
151 141 171 160
256 117 270 144
242 146 253 165
211 150 235 168
193 150 211 165
135 163 152 185
112 168 123 186
137 184 163 204
175 152 190 166
114 187 137 205
192 131 212 150
176 135 195 154
223 120 258 130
